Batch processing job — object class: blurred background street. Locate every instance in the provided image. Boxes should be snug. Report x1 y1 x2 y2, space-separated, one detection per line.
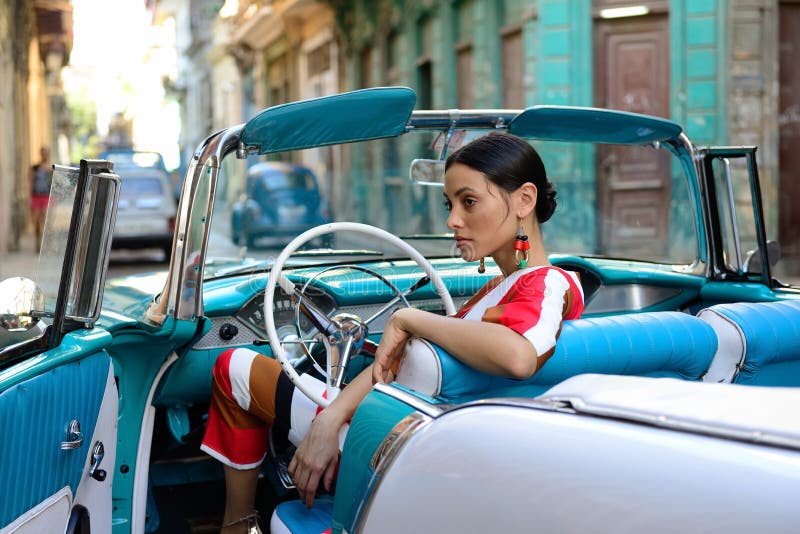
2 0 800 280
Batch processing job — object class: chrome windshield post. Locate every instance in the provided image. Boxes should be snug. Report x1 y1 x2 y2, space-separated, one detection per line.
149 124 245 323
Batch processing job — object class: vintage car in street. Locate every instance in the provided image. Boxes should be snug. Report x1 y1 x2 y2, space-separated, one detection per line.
1 87 799 534
230 161 333 249
111 165 178 260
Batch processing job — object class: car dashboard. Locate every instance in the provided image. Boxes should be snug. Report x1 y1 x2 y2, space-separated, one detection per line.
152 255 706 409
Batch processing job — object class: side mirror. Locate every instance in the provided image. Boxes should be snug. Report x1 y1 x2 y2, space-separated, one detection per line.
743 239 782 274
409 159 445 187
0 277 45 332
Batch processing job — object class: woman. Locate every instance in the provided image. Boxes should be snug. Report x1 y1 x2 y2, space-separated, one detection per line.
201 132 584 533
30 147 51 252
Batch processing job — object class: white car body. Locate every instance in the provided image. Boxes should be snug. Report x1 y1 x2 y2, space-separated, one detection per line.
358 375 800 534
112 166 176 256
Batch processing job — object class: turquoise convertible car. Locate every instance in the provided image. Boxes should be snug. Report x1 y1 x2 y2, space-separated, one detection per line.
1 87 799 533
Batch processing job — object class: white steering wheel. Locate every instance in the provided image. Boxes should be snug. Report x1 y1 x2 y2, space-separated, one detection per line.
264 222 456 408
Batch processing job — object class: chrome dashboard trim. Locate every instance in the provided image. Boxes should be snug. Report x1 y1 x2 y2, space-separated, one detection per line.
583 284 682 314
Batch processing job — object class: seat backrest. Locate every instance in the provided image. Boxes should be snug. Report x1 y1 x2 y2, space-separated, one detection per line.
697 300 800 386
396 311 717 402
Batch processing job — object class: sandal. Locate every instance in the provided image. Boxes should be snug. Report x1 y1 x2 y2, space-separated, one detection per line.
221 510 262 534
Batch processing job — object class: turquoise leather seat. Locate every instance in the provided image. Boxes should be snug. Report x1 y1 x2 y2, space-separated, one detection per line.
396 311 718 402
271 311 719 532
270 494 333 534
698 300 800 386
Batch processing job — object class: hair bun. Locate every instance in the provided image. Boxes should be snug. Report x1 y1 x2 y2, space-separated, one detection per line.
536 183 557 223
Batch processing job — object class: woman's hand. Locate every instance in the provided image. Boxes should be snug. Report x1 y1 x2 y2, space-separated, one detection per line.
372 308 415 384
288 410 341 508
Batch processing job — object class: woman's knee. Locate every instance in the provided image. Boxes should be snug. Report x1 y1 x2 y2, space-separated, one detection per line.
212 348 260 392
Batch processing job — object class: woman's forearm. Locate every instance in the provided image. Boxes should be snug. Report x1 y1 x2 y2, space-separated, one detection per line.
320 363 375 425
395 308 539 379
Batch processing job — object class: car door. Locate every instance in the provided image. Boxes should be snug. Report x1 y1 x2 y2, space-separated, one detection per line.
0 345 117 533
0 161 121 533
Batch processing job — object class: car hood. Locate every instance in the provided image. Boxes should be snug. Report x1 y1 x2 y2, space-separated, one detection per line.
99 271 169 326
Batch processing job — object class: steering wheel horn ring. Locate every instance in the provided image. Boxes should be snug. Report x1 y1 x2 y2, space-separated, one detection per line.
264 222 455 408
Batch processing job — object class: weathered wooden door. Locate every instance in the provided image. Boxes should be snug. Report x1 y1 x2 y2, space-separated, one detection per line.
779 2 800 273
594 13 671 257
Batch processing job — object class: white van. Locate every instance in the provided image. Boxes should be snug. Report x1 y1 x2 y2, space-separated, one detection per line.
112 166 177 260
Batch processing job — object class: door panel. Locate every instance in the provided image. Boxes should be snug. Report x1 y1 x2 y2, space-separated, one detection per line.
73 364 117 531
0 348 115 531
0 487 72 534
594 15 671 257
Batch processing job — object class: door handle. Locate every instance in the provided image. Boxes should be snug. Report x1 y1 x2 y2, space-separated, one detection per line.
88 441 107 482
61 419 83 450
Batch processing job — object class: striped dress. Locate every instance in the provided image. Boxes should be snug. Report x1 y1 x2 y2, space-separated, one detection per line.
201 265 584 469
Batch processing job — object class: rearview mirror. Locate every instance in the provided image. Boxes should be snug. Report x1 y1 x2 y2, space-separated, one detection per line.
409 159 445 187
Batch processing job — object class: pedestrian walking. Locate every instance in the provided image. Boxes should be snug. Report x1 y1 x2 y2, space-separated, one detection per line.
30 147 51 252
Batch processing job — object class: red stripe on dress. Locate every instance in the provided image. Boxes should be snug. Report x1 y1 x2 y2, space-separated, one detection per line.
492 269 549 331
548 266 585 319
202 413 268 466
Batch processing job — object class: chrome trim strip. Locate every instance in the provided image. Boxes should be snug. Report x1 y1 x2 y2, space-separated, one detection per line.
553 397 800 452
408 109 521 129
673 132 711 279
372 382 445 418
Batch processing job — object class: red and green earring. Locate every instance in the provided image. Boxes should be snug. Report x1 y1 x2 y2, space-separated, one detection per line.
514 226 529 269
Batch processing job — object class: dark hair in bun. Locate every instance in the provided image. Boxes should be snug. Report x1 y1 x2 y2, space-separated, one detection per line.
445 131 557 223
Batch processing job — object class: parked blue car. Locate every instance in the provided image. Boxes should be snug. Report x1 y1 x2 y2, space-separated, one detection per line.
1 88 799 534
231 161 333 248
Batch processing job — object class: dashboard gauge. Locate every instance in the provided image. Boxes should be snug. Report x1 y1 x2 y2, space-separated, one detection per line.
235 285 337 340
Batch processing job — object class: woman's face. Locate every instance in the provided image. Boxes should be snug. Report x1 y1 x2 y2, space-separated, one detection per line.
443 162 518 262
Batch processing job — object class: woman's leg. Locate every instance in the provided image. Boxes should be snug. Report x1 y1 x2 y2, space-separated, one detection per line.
221 465 260 533
201 348 288 532
202 348 345 530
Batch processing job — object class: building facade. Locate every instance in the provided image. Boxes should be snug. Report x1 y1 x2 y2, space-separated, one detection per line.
0 0 73 253
319 0 797 272
185 0 795 270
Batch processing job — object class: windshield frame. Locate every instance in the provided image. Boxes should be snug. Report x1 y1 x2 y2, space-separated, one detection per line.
153 107 707 324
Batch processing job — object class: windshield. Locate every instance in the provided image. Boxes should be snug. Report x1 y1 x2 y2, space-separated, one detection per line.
207 128 699 277
120 177 164 198
101 150 166 171
251 166 317 192
35 165 80 313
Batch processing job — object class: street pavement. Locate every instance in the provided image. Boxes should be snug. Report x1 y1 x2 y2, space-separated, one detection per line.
0 231 169 281
1 232 40 280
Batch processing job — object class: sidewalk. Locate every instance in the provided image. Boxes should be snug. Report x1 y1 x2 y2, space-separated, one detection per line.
0 232 40 280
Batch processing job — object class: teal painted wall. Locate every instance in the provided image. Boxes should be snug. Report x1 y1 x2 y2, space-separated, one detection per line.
534 0 596 252
671 0 728 145
328 0 732 251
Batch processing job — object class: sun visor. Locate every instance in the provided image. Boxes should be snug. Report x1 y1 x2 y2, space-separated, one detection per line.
509 105 683 145
241 87 416 155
